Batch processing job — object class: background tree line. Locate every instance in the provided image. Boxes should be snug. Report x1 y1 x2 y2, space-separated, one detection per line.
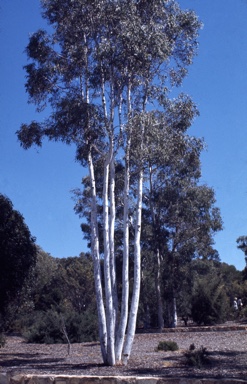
1 193 247 345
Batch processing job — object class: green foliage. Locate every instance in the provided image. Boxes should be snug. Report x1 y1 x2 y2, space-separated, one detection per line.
17 0 202 159
191 261 229 325
157 340 179 352
184 344 211 368
23 308 98 344
4 251 98 342
65 309 98 342
0 194 37 316
23 251 95 314
138 252 159 328
140 128 223 329
23 310 63 344
236 236 247 256
236 236 247 269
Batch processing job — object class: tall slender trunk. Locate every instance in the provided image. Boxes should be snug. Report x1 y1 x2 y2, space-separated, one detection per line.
88 151 107 363
155 248 164 331
122 166 143 365
115 134 131 362
109 156 118 335
103 154 115 366
109 76 117 330
171 297 178 328
167 296 177 328
115 81 132 363
85 40 108 362
99 60 116 365
168 250 177 329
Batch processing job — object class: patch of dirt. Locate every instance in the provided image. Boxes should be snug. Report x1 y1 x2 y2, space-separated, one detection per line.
1 323 247 380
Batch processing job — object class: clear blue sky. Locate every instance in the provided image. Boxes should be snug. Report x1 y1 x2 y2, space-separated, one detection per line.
0 0 246 270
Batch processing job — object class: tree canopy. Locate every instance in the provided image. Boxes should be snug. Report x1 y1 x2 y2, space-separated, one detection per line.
0 194 37 316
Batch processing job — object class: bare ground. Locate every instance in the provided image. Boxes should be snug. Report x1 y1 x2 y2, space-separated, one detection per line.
1 322 247 380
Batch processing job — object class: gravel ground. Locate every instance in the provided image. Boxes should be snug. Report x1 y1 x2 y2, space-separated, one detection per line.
0 324 247 380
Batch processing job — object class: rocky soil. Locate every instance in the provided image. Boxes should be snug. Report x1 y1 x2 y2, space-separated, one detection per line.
1 322 247 380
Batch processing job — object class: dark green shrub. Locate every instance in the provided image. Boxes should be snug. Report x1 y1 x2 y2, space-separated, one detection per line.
22 308 98 344
157 340 179 351
64 309 98 343
191 276 229 325
184 344 210 368
23 310 63 344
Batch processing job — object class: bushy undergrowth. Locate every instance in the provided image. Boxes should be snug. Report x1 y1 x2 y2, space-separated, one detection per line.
157 340 179 351
191 275 229 325
184 343 211 368
22 309 98 344
0 333 6 348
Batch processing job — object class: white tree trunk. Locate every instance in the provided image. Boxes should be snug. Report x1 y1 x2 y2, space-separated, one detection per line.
103 156 116 366
167 296 178 328
115 139 130 362
109 157 118 335
115 83 132 363
122 167 143 365
88 151 107 363
172 297 178 328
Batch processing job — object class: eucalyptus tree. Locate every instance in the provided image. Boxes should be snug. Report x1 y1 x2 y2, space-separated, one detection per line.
161 183 222 327
141 99 223 328
143 134 222 328
17 0 201 365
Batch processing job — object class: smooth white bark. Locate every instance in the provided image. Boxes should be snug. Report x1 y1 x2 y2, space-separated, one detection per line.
122 167 143 365
109 80 118 334
167 296 178 328
115 138 130 362
115 83 132 363
172 297 178 328
103 156 116 366
109 157 118 335
88 151 107 363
